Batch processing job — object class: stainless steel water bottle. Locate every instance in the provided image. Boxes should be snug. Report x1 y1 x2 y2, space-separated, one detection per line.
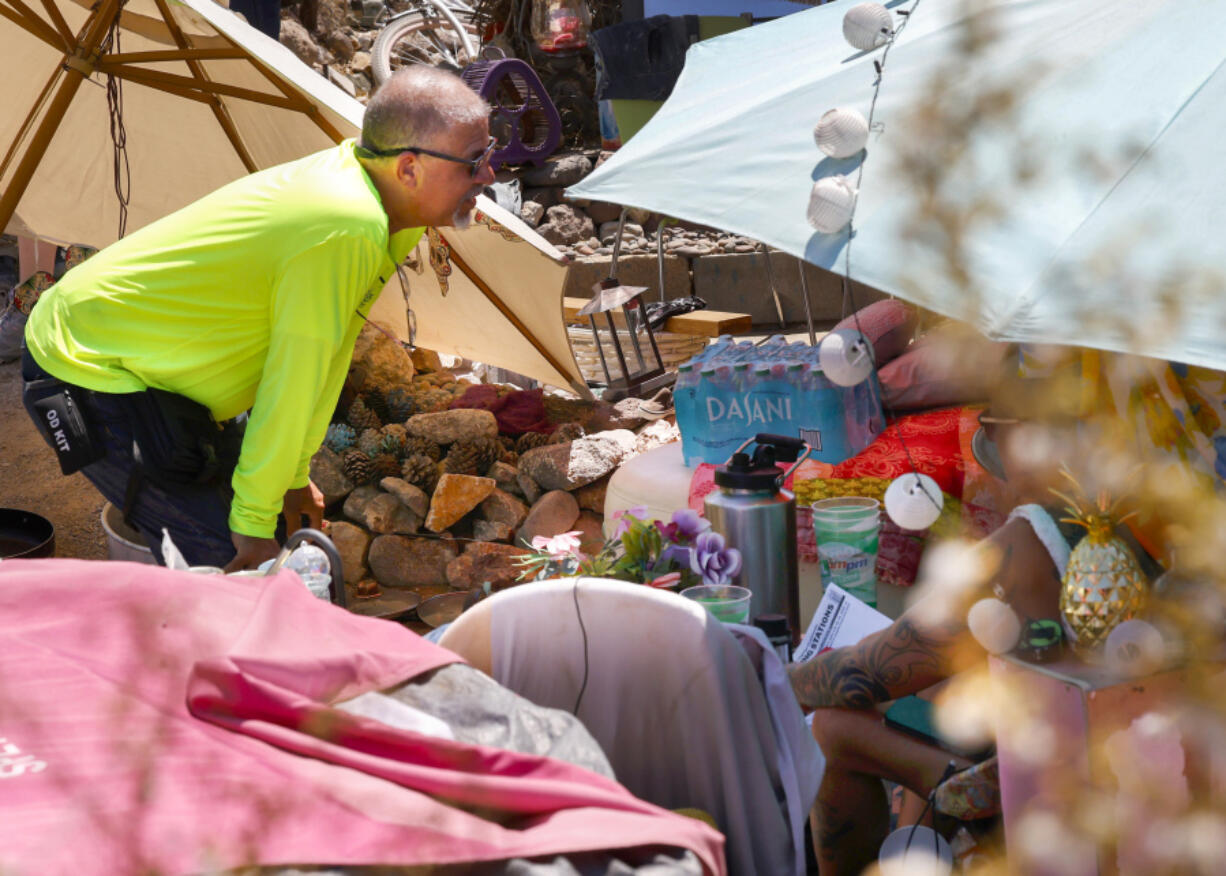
704 433 811 639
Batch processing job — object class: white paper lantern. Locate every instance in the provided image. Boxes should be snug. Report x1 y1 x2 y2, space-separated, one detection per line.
806 175 857 233
1105 619 1166 678
814 107 870 159
884 472 944 530
843 2 893 52
967 597 1022 655
818 328 874 386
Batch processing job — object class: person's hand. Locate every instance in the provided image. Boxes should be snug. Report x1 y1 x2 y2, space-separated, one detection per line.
283 481 325 533
224 532 281 572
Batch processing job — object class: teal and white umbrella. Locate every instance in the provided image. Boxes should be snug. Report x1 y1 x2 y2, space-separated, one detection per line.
570 0 1226 370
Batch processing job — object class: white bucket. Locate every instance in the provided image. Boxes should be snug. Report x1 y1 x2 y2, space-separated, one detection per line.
100 502 156 564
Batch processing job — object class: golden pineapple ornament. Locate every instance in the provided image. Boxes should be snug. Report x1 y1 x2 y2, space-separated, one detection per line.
1052 473 1148 657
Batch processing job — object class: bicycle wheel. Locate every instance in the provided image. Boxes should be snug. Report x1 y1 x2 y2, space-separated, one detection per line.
371 1 480 83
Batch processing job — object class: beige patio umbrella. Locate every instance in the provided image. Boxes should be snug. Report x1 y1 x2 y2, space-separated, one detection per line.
0 0 591 396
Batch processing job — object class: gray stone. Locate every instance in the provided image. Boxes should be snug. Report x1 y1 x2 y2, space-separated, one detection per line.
363 491 421 535
324 29 357 62
327 520 371 584
279 17 323 65
520 201 545 227
523 186 559 209
489 461 523 497
691 250 886 326
562 253 690 300
473 519 514 542
517 490 581 545
517 430 638 491
521 153 593 188
625 207 652 226
480 488 529 528
585 200 623 225
572 475 610 514
573 510 606 556
446 542 532 590
380 476 429 518
635 420 681 453
310 447 355 506
536 205 595 247
343 484 382 524
406 409 498 444
368 535 458 588
517 471 543 504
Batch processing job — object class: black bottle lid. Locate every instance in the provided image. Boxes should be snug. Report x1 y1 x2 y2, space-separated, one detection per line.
714 446 781 491
753 613 790 641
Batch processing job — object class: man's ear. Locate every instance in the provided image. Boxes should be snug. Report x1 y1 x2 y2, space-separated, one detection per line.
396 152 420 188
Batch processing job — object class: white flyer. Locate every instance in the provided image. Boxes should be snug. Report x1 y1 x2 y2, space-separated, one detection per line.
791 583 892 664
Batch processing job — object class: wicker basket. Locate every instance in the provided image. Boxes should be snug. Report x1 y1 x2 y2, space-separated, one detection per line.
567 324 707 383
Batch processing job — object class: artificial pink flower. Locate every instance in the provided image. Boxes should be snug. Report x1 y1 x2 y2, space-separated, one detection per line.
531 531 585 561
647 572 682 589
610 505 649 538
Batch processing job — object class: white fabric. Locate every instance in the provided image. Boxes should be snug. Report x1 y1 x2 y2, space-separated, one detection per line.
487 578 822 876
725 624 824 876
1008 504 1071 577
336 691 456 741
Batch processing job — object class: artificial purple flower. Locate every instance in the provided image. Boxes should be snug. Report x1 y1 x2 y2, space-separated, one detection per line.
669 509 710 542
610 505 649 538
689 531 743 587
660 543 691 570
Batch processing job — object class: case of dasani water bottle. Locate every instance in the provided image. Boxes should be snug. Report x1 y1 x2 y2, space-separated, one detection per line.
673 336 885 466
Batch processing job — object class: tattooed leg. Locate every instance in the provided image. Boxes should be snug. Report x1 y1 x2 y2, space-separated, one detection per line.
810 707 971 875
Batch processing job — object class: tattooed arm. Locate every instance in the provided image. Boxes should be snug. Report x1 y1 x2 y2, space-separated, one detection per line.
788 614 960 710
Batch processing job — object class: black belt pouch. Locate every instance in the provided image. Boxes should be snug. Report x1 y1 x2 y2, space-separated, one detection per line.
26 379 105 475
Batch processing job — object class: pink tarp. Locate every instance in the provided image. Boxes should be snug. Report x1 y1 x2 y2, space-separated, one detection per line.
0 559 724 874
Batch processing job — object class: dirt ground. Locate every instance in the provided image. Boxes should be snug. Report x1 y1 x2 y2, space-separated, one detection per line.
0 358 108 559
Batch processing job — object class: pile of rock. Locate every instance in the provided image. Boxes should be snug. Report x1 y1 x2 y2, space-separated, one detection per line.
312 406 679 598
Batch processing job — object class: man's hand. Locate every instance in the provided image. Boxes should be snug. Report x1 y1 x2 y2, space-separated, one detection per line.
224 532 281 572
283 481 325 533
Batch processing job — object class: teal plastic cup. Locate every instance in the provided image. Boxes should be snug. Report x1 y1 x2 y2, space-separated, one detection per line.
812 497 881 606
682 584 752 624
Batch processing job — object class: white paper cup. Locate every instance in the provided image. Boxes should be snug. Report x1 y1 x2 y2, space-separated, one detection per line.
878 825 953 876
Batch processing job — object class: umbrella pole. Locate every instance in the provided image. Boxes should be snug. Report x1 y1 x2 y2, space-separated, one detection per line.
0 0 122 235
760 242 787 329
797 259 816 346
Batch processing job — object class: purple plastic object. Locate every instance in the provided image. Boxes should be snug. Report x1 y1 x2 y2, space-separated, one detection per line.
461 56 562 169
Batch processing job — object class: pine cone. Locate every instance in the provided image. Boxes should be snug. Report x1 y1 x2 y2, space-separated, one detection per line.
324 423 356 454
357 427 383 458
404 435 442 462
497 435 519 466
372 452 401 480
347 396 382 430
516 431 551 454
362 388 392 424
386 386 415 422
401 453 440 494
549 422 585 445
443 436 501 476
342 449 375 486
377 428 406 458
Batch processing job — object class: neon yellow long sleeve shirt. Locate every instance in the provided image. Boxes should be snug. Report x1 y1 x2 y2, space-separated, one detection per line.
25 141 423 538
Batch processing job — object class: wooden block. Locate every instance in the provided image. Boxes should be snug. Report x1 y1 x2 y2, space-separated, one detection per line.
563 297 752 337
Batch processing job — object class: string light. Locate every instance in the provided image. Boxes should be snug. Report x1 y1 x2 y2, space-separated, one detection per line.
818 328 874 386
884 471 944 530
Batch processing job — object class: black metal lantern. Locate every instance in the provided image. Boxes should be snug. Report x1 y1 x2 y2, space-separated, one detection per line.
576 210 675 401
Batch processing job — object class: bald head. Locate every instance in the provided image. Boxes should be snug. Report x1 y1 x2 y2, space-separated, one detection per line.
360 67 489 153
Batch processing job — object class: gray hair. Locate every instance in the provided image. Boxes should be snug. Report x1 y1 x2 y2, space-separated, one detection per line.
360 67 489 152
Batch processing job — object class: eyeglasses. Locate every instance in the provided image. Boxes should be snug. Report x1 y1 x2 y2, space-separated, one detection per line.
357 136 497 178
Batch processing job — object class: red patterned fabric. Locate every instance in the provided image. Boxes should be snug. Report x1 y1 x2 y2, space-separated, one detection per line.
688 407 1014 587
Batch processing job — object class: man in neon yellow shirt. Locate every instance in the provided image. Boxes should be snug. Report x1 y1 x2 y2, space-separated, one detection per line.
21 67 496 571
